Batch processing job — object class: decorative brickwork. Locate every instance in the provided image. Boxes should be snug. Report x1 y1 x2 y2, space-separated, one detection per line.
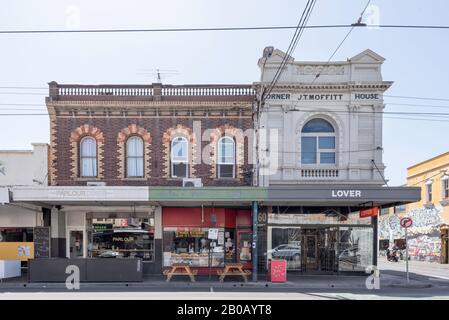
161 124 197 178
69 124 105 179
47 83 253 187
209 124 246 179
117 124 152 178
49 114 57 185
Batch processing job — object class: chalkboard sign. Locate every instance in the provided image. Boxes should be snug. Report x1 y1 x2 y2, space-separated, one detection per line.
33 227 50 258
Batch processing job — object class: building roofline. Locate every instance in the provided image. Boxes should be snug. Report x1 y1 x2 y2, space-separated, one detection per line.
407 151 449 171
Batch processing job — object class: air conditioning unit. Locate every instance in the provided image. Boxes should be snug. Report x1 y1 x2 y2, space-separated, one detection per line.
87 181 107 186
182 178 203 187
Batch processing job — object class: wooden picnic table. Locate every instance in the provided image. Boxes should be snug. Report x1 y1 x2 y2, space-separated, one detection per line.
163 263 197 282
217 263 251 282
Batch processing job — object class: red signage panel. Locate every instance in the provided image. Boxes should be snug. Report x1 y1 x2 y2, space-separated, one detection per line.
270 260 287 283
359 207 378 218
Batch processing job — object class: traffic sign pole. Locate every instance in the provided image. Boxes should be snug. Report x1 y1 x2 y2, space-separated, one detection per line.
405 227 409 284
400 217 412 285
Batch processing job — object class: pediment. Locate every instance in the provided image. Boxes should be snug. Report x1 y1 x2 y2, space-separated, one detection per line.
349 49 385 63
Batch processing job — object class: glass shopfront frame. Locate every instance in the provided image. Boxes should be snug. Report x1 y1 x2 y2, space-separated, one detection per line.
86 214 155 262
163 227 225 267
267 207 374 273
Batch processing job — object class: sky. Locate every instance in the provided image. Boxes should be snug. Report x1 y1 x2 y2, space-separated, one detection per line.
0 0 448 186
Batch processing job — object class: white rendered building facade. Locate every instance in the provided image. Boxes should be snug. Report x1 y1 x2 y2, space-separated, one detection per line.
256 48 391 187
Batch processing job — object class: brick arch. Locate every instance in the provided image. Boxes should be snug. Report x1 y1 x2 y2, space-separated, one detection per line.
162 124 197 178
117 124 152 178
69 124 104 179
208 124 245 179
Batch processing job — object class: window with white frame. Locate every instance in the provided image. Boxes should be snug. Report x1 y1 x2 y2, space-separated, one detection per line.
300 118 336 165
426 180 433 203
171 136 188 178
126 136 144 177
80 136 97 177
217 136 235 178
442 175 449 199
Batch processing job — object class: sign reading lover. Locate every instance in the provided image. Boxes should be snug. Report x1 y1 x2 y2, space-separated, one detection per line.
331 190 362 198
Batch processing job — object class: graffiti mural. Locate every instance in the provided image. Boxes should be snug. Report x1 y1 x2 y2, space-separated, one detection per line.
408 234 441 262
378 214 404 241
378 207 443 262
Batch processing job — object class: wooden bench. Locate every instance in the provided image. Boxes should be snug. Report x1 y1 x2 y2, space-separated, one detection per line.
164 263 197 282
217 263 252 282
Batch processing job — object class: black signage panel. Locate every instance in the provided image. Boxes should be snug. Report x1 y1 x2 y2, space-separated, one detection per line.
33 227 50 258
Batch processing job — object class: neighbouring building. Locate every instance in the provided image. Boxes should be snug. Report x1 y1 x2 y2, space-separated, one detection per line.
379 152 449 263
0 143 50 268
12 82 259 277
254 47 420 274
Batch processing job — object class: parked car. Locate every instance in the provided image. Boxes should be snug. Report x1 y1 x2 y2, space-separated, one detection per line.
98 250 123 258
269 244 301 261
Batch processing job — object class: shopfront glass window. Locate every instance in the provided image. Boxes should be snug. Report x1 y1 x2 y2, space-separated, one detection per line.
337 227 373 272
224 230 236 262
88 216 155 262
237 231 252 263
0 228 33 242
163 227 225 267
269 228 301 270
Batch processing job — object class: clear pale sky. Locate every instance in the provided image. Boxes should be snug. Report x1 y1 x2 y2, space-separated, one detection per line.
1 0 448 186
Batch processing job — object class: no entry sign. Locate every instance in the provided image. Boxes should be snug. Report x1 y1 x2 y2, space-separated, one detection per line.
400 217 413 228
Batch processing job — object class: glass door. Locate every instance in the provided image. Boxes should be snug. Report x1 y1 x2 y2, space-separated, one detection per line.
302 234 318 271
69 230 84 258
237 230 252 268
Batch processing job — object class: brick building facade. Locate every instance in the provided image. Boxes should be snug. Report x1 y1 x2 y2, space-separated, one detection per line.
46 82 255 187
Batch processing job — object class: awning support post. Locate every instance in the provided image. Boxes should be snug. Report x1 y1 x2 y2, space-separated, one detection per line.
252 201 258 282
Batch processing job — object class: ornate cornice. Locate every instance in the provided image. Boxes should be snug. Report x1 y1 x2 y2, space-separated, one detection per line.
252 81 393 91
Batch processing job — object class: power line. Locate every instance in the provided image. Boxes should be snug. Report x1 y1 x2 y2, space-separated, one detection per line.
263 0 316 101
384 95 449 102
386 102 449 110
0 24 448 34
311 0 371 85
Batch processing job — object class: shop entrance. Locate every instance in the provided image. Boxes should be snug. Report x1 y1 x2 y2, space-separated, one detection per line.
302 234 318 271
237 230 252 268
69 230 84 258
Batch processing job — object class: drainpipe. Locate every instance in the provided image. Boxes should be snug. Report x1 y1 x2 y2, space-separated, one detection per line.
252 201 258 281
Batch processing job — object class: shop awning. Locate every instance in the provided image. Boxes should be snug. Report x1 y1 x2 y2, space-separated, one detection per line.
11 185 420 208
264 185 421 207
11 186 267 207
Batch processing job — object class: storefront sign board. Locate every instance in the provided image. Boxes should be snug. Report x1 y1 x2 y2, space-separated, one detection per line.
208 228 219 240
0 242 34 261
359 207 378 218
270 259 287 282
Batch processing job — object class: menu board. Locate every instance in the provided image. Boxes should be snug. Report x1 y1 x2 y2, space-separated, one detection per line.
33 227 50 258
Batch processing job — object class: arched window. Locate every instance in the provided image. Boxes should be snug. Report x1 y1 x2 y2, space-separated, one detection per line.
80 136 97 177
217 136 235 178
171 136 188 178
126 136 144 177
301 118 336 165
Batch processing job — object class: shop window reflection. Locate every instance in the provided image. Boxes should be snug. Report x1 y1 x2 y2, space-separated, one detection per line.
87 216 155 262
163 227 225 267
